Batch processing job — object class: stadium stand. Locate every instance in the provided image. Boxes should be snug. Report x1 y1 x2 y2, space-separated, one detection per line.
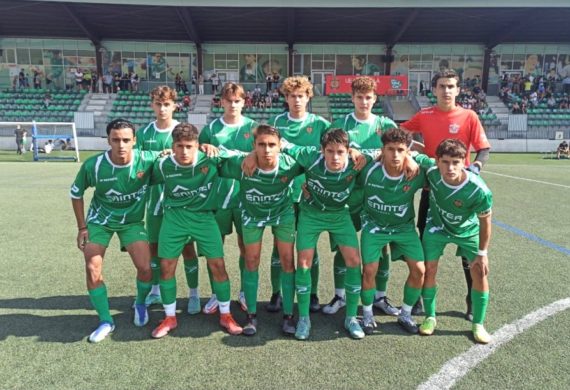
0 89 85 123
329 93 385 122
107 90 190 126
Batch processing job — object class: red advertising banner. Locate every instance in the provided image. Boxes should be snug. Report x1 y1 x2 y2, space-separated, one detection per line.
325 75 408 96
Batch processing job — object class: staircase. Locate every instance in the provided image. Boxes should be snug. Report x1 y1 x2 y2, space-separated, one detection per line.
389 97 418 122
80 93 117 135
485 96 509 127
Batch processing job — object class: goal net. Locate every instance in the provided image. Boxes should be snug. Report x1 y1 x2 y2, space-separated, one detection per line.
0 121 80 162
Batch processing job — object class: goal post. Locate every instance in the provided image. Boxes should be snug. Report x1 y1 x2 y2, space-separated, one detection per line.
0 121 80 162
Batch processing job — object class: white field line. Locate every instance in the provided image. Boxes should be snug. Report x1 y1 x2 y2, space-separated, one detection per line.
484 171 570 189
417 297 570 390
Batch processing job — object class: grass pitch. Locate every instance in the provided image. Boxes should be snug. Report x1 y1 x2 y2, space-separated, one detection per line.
0 152 569 389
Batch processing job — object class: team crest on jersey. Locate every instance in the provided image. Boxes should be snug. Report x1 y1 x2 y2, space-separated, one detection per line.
449 123 460 134
201 166 209 175
306 127 313 134
454 199 463 208
403 185 411 192
244 132 251 139
136 171 145 179
346 175 354 182
280 176 289 183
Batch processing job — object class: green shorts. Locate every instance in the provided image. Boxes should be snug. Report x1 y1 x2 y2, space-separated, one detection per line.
422 224 479 262
297 207 359 252
146 213 163 244
360 220 424 264
329 211 361 252
159 208 224 259
87 222 148 248
242 213 296 245
215 208 243 237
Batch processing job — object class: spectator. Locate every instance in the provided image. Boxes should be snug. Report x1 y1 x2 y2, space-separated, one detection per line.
103 73 113 94
523 78 532 94
14 125 25 155
40 140 54 154
43 93 52 109
96 72 104 93
529 91 538 107
211 95 221 108
266 74 273 93
83 70 93 92
198 74 204 94
547 95 557 109
182 95 191 110
253 85 261 100
33 71 42 89
191 72 197 94
245 93 253 109
18 69 25 89
264 93 272 108
557 140 569 159
175 72 182 92
75 69 84 91
272 72 280 90
211 73 219 93
560 97 569 110
130 72 139 92
511 101 522 114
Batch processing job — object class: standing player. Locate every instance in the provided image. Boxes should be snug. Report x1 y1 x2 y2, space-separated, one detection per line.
149 124 243 338
325 76 399 317
136 86 200 315
284 129 367 340
358 128 426 334
415 139 493 344
265 76 331 313
199 82 257 314
70 119 157 343
219 125 303 335
401 69 491 320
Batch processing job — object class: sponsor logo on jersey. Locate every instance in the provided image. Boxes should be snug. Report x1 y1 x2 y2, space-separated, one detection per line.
171 183 212 199
449 123 460 134
245 188 287 203
367 195 409 217
99 177 118 183
453 199 463 208
308 179 350 203
201 166 209 175
104 186 147 203
306 127 313 134
435 203 463 224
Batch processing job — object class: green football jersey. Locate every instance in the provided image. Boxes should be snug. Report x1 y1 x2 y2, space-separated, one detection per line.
416 155 493 238
151 150 240 211
220 154 303 226
135 120 179 217
332 112 397 214
283 145 364 212
358 159 426 233
199 116 257 209
70 150 158 228
269 112 331 203
331 112 397 156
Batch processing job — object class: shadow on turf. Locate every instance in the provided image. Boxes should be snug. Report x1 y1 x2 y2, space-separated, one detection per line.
0 297 472 344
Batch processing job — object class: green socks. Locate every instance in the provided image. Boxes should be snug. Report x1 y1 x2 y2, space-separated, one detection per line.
88 284 113 323
345 266 362 318
270 246 281 294
238 256 245 291
295 267 311 317
183 258 199 289
422 286 438 318
471 289 489 324
212 279 231 303
311 252 320 294
135 279 152 305
159 277 177 305
375 249 390 292
281 271 295 316
361 288 375 307
150 256 161 285
333 251 346 290
243 269 259 314
402 283 422 307
207 264 215 295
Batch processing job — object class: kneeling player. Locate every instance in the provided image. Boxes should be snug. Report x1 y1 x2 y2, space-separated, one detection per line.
150 123 243 338
359 129 426 334
417 139 493 344
71 119 157 343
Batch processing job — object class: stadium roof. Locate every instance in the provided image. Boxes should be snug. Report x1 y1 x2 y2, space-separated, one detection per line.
1 1 570 47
